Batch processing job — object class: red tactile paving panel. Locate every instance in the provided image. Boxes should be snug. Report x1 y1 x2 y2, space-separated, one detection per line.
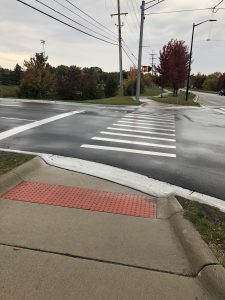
2 182 156 218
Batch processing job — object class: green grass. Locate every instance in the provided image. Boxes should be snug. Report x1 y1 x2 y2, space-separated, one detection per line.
0 85 19 98
151 91 199 106
82 96 140 106
178 198 225 268
0 151 34 176
141 86 162 97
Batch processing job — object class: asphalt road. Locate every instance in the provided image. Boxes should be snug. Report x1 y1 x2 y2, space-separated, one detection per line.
0 98 225 200
193 90 225 108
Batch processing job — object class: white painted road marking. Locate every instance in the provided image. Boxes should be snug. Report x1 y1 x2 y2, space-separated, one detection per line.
81 144 176 158
118 120 175 128
0 117 37 122
100 131 176 142
0 104 21 107
92 137 176 149
0 110 84 141
113 123 176 132
124 115 174 122
107 127 176 136
123 117 174 125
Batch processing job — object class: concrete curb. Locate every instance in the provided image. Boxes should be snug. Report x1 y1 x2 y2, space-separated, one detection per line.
168 198 218 274
199 265 225 300
165 197 225 298
0 149 225 213
0 157 44 194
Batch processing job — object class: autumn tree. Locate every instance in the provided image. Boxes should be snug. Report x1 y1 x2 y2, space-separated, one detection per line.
217 73 225 90
191 73 207 89
20 53 55 99
158 39 189 95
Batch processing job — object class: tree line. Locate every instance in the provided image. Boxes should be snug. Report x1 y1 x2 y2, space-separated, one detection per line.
191 72 225 92
0 53 119 100
1 40 224 100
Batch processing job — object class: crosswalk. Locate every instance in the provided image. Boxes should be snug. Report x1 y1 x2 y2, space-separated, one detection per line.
81 112 177 158
215 108 225 115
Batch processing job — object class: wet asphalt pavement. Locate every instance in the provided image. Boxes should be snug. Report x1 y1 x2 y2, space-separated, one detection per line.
0 96 225 200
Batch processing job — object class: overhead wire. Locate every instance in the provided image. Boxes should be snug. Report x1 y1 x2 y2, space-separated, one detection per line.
122 46 136 67
145 7 225 15
122 39 138 61
16 0 118 46
64 0 117 37
33 0 117 43
51 0 117 39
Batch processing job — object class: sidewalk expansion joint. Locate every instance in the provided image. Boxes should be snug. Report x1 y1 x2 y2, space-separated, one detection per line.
0 242 213 278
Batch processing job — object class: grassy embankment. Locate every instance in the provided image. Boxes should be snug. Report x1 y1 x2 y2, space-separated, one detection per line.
83 96 140 106
141 85 162 96
0 85 19 98
178 197 225 268
0 151 34 176
151 90 199 106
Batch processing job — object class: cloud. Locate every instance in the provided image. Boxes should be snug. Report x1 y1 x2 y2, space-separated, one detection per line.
0 0 224 74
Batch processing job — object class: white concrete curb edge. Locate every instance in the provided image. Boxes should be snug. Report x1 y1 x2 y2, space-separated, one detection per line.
1 148 224 212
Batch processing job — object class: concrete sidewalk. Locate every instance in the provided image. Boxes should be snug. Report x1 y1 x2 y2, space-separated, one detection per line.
0 157 224 299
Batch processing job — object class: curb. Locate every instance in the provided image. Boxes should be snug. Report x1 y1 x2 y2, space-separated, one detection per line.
168 198 218 274
0 157 44 194
0 149 225 213
165 197 225 298
199 265 225 300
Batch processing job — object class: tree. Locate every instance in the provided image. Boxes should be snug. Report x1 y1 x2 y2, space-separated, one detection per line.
13 64 22 85
191 73 207 89
124 69 144 96
56 65 84 100
158 39 189 95
217 73 225 90
104 73 118 97
202 72 221 91
20 53 55 99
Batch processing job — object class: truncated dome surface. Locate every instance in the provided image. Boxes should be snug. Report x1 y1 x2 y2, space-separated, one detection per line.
2 182 156 218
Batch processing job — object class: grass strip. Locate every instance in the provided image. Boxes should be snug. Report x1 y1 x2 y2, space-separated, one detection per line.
178 197 225 268
0 151 34 176
82 96 140 106
151 91 199 106
141 86 162 97
0 85 19 98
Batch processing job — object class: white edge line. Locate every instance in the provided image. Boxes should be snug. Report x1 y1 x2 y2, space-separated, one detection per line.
0 148 224 213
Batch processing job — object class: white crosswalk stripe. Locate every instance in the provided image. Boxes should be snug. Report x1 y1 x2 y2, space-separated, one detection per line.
118 120 175 128
100 131 176 142
112 123 175 132
81 112 177 158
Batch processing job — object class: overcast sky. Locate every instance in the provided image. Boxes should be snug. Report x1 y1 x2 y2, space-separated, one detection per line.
0 0 225 74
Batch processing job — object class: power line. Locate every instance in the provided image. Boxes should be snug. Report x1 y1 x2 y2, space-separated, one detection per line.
16 0 118 46
122 39 138 61
64 0 117 37
122 46 136 67
33 0 117 43
130 0 140 26
146 7 225 15
51 0 117 39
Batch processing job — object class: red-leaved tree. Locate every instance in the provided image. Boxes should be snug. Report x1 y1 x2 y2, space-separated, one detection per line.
157 39 189 95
